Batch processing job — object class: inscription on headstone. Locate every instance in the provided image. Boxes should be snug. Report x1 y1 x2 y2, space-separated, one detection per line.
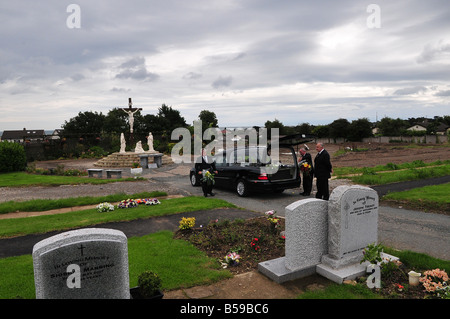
33 228 130 299
327 185 379 262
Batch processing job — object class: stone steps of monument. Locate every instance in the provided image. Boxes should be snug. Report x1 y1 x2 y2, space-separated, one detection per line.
93 153 173 168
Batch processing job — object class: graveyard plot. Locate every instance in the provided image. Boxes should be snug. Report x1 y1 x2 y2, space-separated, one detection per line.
174 216 286 275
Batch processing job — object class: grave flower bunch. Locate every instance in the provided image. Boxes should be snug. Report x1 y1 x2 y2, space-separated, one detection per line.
96 202 114 213
224 252 240 267
250 237 260 251
118 199 139 209
179 217 196 230
265 210 281 233
136 198 161 205
420 268 449 298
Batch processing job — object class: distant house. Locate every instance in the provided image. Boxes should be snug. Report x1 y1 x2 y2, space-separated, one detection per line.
49 129 64 140
407 124 427 132
436 123 450 135
1 128 45 143
407 120 450 135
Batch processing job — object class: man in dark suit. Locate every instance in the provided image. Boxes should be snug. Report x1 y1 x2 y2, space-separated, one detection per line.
195 149 218 197
299 147 314 196
314 143 332 200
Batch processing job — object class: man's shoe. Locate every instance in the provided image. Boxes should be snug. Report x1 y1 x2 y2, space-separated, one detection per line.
209 192 215 196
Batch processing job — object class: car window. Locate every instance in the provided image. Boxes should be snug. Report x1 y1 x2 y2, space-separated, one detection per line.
213 153 226 167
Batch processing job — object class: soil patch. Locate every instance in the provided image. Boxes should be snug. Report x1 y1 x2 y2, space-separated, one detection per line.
325 142 449 168
174 216 285 275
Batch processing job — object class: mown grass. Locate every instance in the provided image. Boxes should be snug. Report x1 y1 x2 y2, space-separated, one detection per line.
0 196 237 238
383 183 450 213
333 159 450 178
337 164 450 185
0 172 139 187
0 231 232 299
0 191 167 215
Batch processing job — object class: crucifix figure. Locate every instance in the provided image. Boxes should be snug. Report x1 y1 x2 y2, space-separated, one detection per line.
122 98 142 133
121 98 142 148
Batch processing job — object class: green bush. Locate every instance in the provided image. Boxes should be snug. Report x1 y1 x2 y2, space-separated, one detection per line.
0 142 27 173
137 271 162 297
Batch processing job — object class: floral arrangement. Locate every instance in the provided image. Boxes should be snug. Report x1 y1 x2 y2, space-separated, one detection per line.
136 198 161 205
96 202 114 213
420 268 449 297
179 217 196 230
300 162 312 175
265 210 281 233
132 161 141 168
118 199 139 209
201 171 215 184
250 237 260 251
224 252 240 267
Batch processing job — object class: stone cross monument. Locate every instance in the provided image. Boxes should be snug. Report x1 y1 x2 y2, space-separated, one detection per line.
121 98 142 148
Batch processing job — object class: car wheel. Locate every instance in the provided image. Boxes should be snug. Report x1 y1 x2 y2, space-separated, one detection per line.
236 179 249 197
190 173 199 186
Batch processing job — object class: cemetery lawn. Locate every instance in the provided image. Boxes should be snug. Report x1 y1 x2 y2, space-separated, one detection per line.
0 191 167 215
382 183 450 214
0 172 139 187
0 196 237 238
0 231 232 299
334 160 450 185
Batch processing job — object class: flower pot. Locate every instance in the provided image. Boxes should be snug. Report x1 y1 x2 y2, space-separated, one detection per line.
130 167 143 178
408 271 421 286
130 287 164 299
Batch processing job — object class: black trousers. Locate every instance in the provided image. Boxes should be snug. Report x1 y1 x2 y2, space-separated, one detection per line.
201 181 213 195
302 174 313 195
315 178 330 200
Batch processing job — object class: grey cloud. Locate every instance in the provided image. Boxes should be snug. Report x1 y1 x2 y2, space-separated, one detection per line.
212 76 233 89
115 57 159 81
417 42 450 63
394 86 428 95
435 90 450 96
183 72 202 80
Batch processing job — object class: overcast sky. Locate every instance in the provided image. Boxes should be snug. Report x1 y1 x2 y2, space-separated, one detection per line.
1 0 449 130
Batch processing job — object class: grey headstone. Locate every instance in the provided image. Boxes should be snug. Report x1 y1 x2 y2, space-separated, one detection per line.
285 198 328 271
32 228 130 299
325 185 379 267
317 185 379 283
258 198 328 283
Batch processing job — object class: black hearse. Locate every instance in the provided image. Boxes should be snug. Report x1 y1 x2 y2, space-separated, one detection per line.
190 134 313 197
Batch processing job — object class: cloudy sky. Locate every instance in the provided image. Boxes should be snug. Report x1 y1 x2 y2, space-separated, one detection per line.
1 0 449 131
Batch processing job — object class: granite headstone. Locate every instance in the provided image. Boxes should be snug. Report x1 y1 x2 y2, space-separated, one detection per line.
32 228 130 299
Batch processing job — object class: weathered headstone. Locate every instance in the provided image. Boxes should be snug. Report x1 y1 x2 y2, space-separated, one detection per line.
32 228 130 299
317 185 379 283
258 198 328 283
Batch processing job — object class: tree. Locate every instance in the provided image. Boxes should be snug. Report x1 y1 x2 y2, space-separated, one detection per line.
156 104 187 134
103 108 129 134
378 117 407 136
264 119 287 136
62 111 106 139
199 110 218 129
347 118 373 141
312 125 330 138
329 118 350 140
